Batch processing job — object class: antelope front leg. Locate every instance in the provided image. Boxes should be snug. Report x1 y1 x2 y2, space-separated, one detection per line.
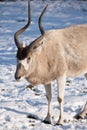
44 84 54 124
56 75 66 125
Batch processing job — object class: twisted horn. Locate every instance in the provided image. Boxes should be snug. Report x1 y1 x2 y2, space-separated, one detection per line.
14 0 31 49
38 4 48 35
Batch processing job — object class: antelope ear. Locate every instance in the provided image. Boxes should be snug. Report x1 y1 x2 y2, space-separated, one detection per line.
33 41 44 54
21 41 27 48
33 38 46 54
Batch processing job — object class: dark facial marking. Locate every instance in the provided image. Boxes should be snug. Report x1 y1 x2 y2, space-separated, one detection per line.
17 47 29 60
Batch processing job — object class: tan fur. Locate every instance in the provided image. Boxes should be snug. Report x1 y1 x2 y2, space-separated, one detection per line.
14 1 87 125
15 23 87 125
24 24 87 85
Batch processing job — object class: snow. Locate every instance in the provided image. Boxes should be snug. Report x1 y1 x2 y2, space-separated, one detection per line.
0 0 87 129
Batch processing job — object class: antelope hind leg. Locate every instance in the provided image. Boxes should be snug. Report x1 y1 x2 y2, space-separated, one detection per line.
56 74 66 125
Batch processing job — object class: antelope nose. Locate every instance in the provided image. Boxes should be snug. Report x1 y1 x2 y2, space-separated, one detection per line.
15 73 21 81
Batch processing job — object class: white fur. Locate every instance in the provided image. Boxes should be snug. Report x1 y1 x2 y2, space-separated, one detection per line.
44 84 54 123
57 74 66 124
19 58 29 70
22 41 26 48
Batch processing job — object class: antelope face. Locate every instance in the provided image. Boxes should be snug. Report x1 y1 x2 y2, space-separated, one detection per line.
15 47 29 81
15 37 45 81
14 0 48 81
15 45 35 81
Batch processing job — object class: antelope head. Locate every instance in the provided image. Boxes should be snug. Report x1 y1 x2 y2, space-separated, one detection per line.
14 0 48 81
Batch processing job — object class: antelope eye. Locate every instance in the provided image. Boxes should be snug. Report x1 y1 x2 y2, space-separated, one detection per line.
27 57 31 61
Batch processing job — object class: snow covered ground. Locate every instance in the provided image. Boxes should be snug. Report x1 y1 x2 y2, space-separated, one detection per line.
0 0 87 129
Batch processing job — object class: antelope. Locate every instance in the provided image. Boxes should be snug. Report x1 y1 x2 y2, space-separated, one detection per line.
75 102 87 120
14 0 87 125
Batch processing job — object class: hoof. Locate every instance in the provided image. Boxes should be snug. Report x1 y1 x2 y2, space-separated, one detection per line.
43 115 54 124
55 122 63 126
43 120 51 124
74 114 83 120
56 119 66 125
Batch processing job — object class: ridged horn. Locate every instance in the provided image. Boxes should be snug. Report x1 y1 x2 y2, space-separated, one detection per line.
38 4 48 35
14 0 31 49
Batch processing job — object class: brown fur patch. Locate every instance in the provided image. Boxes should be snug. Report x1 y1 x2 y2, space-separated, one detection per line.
17 47 29 60
58 97 62 103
